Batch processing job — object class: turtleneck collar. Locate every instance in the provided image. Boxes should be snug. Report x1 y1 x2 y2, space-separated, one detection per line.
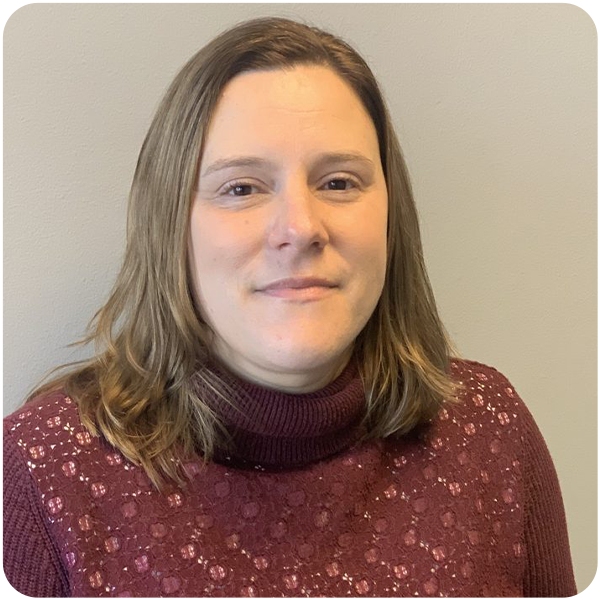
194 352 367 470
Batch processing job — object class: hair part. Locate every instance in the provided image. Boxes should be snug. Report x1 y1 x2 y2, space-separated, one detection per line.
23 16 467 492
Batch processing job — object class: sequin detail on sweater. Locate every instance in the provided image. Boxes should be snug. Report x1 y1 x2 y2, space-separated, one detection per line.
3 358 577 596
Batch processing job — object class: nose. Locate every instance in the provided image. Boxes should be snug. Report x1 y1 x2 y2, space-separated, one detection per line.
266 175 330 251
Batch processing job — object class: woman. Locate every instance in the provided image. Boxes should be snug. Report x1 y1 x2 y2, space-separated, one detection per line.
3 16 576 597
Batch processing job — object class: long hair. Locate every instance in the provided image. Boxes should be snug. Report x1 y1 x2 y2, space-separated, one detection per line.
23 16 466 492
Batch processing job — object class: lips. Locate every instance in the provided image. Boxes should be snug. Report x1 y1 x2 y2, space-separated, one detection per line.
260 285 337 300
260 277 337 292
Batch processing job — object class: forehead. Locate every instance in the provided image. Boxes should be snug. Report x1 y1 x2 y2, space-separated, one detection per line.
201 65 379 159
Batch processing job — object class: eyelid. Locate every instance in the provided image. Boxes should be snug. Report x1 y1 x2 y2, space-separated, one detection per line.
220 174 362 196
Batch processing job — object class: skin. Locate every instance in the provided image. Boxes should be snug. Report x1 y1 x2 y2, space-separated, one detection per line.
188 65 388 393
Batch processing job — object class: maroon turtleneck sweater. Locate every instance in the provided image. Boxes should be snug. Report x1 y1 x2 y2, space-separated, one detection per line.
3 356 577 597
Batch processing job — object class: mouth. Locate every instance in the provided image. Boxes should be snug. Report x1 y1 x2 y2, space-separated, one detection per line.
258 285 338 301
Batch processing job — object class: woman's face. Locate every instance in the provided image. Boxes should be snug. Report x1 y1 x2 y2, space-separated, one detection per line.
189 65 388 392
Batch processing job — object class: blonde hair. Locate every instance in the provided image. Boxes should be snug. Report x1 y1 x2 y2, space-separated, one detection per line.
23 16 466 492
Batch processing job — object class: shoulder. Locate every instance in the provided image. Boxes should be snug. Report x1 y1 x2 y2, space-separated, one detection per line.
449 356 529 411
449 356 519 394
448 358 562 470
5 389 82 435
444 356 542 447
3 394 75 596
5 387 78 421
4 389 95 466
3 391 77 518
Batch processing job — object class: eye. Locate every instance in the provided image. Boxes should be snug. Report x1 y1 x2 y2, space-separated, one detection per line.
327 177 360 192
223 181 254 198
220 175 361 197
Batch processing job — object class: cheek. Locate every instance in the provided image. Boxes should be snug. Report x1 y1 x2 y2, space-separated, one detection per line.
348 206 387 263
189 205 255 288
351 210 387 293
188 206 223 298
190 202 238 264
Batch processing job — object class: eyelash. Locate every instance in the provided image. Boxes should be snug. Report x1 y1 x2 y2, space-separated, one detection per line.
221 176 361 197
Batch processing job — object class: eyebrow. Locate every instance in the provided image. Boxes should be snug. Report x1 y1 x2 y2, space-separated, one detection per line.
200 152 375 178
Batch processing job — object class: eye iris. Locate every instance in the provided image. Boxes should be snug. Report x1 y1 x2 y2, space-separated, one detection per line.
329 179 349 191
233 184 250 195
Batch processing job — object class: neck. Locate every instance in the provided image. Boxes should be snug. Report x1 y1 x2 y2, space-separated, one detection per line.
193 350 367 469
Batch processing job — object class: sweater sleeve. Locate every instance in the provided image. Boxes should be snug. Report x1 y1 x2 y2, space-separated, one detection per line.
3 422 70 597
520 401 577 597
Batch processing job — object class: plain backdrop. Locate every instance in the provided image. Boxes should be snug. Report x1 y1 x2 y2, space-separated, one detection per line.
3 3 596 592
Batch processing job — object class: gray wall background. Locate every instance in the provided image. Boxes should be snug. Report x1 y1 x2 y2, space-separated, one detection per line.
4 3 596 592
